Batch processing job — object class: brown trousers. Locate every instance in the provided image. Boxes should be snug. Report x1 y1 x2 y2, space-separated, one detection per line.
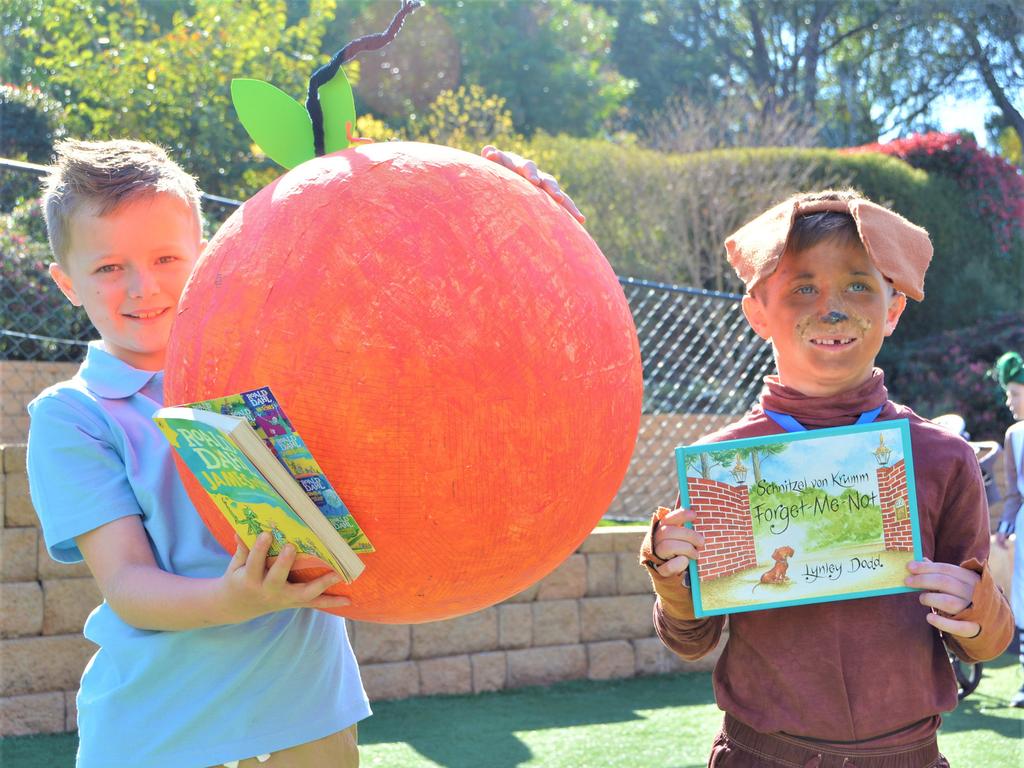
228 725 359 768
709 716 949 768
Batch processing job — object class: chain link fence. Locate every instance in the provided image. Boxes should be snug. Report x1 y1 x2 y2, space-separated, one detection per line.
2 160 775 516
610 279 775 517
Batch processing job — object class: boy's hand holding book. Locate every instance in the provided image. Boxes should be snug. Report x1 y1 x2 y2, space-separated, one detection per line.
154 387 371 591
640 506 705 621
905 558 981 639
217 532 352 623
650 507 705 578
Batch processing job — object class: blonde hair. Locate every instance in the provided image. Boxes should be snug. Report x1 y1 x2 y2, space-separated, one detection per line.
41 139 202 266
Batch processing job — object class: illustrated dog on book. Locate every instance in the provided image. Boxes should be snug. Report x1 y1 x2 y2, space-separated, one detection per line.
759 545 795 585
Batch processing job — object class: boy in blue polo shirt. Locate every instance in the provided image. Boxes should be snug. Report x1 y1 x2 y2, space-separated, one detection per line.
29 138 580 768
29 139 365 768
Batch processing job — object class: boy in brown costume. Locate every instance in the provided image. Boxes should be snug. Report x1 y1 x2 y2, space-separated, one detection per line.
641 190 1014 768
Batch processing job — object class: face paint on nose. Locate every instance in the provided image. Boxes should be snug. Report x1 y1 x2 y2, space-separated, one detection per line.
794 306 873 342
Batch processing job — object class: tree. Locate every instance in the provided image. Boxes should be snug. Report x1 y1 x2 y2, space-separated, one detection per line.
599 0 898 143
599 0 1023 150
0 84 66 209
11 0 337 197
441 0 634 136
711 443 788 484
328 0 634 137
930 2 1023 145
685 453 713 479
642 91 821 152
415 85 521 151
593 0 719 124
994 126 1022 167
835 1 1023 147
325 1 461 122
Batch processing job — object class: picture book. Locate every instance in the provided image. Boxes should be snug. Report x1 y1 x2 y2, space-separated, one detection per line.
675 419 922 617
185 386 374 554
153 407 364 583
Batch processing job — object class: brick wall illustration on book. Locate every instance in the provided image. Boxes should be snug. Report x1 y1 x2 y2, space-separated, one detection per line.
676 420 923 617
153 387 368 583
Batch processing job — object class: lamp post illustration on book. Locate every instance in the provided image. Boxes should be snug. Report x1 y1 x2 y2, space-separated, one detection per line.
873 433 893 467
729 454 748 485
677 420 923 617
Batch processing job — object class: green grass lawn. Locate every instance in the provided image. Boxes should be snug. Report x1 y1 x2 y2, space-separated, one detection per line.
3 653 1021 767
594 518 646 527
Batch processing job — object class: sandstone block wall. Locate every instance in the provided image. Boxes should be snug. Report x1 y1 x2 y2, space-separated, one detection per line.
1 444 721 737
1 362 80 445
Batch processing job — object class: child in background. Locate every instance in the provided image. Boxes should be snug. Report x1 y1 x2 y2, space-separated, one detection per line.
640 190 1014 767
28 138 579 768
994 350 1024 707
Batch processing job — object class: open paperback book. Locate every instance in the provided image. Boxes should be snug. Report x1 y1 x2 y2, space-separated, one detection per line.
675 419 923 617
154 393 367 583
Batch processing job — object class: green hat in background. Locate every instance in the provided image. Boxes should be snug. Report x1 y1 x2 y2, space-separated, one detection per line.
994 351 1024 389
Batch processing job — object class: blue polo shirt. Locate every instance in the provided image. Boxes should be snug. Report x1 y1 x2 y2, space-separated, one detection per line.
27 342 370 768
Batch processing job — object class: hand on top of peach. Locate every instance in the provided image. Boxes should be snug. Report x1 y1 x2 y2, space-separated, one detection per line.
481 145 585 224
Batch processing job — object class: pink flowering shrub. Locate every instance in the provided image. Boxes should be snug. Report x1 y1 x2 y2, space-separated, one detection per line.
845 132 1024 254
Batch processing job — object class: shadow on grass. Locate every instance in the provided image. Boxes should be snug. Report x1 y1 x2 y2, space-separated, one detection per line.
0 733 76 768
939 654 1023 739
360 671 715 767
1 653 1017 768
0 673 715 768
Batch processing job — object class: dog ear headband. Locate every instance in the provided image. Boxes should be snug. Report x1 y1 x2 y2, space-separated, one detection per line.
725 197 933 301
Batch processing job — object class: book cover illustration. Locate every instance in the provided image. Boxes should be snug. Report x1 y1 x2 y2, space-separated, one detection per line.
188 386 374 554
153 413 352 578
676 419 922 617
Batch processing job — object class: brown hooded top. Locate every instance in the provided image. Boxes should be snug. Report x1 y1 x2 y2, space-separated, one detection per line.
725 195 934 301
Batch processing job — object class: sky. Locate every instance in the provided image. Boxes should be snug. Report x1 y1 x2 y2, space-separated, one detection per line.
877 93 992 148
930 94 992 147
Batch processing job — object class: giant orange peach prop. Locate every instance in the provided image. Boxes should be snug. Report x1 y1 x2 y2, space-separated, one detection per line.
165 141 643 623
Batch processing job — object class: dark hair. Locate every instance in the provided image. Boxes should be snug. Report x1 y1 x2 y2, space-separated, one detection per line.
785 189 863 256
787 211 861 255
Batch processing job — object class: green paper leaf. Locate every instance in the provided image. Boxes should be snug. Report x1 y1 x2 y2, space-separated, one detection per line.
231 78 315 170
319 68 357 154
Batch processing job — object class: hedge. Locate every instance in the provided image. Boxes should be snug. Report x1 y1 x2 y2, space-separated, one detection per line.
4 131 1019 357
524 135 1023 342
